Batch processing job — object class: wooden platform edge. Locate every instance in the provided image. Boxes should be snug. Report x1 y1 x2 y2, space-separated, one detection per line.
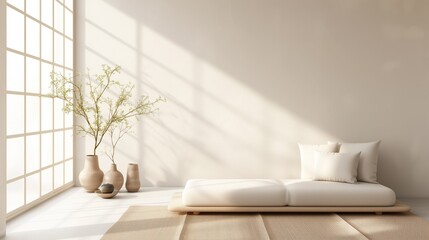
168 192 411 213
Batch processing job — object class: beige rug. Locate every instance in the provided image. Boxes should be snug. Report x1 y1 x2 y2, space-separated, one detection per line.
102 206 429 240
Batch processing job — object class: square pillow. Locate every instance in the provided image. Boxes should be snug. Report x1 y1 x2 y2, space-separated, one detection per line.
313 151 360 183
339 141 381 183
299 143 339 179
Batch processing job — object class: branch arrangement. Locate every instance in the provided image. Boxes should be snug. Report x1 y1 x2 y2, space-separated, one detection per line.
49 65 165 157
106 121 132 164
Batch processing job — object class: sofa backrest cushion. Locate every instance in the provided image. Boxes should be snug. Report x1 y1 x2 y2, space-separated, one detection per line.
299 143 339 179
338 141 381 183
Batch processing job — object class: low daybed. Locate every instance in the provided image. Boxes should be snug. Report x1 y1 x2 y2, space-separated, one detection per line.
168 141 411 214
168 179 410 214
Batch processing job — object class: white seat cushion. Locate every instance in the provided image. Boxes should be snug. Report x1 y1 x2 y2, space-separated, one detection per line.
281 179 396 207
183 179 287 206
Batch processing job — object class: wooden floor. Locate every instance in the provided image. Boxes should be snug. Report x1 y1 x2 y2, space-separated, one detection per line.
103 206 429 240
2 187 429 240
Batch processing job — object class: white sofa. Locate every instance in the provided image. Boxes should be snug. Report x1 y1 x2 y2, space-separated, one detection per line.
169 141 410 213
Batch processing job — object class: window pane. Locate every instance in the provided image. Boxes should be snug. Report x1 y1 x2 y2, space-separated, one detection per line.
7 94 24 135
64 129 73 159
41 62 53 95
26 17 40 57
7 137 24 180
54 163 64 189
54 32 63 65
65 9 72 38
64 38 72 68
41 26 53 61
41 132 53 167
54 65 63 74
41 0 53 27
64 0 73 11
6 51 24 92
41 97 53 131
7 6 24 52
26 57 40 94
54 98 64 129
26 96 40 133
64 69 73 78
65 112 73 128
7 0 24 11
7 179 25 213
54 131 64 162
26 173 41 204
64 159 73 183
26 0 40 20
54 0 63 33
26 134 41 173
41 167 53 195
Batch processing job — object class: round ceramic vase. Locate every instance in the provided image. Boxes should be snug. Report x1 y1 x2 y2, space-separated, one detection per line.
79 155 104 192
103 164 124 191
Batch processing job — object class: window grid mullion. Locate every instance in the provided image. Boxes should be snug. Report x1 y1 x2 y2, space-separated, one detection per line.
38 0 42 201
62 0 66 186
51 0 55 193
6 127 73 139
5 48 73 72
6 157 73 184
23 0 27 206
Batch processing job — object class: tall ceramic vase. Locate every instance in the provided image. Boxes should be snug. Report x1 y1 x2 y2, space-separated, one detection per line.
79 155 104 192
126 163 141 192
103 164 124 191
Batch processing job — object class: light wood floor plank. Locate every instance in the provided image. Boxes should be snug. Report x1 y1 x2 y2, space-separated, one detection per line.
340 212 429 240
180 213 270 240
102 206 186 240
262 213 367 240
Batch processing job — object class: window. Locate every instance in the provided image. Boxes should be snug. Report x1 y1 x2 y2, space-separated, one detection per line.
6 0 74 219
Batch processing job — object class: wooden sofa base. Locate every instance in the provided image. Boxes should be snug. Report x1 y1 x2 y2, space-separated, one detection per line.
168 193 411 214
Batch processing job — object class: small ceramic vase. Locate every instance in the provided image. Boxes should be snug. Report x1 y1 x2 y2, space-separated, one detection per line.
126 163 141 192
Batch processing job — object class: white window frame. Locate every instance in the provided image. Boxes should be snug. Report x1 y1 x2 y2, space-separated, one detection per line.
1 0 7 235
5 0 74 220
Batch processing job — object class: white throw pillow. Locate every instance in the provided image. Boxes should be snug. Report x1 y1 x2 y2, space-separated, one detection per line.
313 151 360 183
299 143 339 179
339 141 381 183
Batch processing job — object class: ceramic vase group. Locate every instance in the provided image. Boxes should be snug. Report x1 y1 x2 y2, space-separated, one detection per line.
79 156 140 193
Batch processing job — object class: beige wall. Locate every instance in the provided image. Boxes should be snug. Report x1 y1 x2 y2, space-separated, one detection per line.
75 0 429 197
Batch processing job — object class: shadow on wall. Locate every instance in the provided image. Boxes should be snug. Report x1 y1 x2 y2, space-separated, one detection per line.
81 0 429 197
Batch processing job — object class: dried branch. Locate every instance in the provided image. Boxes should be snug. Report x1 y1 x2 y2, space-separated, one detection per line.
49 65 165 156
105 121 132 164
